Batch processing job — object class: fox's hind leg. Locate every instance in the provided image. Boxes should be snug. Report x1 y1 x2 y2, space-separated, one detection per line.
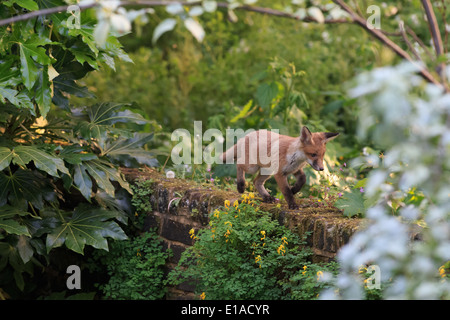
236 165 246 193
253 172 275 203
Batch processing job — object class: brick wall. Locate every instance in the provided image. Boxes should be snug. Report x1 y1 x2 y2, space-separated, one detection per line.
121 168 361 299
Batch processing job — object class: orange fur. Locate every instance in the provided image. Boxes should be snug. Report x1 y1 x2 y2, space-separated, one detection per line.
222 127 339 209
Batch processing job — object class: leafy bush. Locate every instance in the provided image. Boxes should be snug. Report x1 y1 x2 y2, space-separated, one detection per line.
0 1 158 294
92 230 171 300
168 194 336 300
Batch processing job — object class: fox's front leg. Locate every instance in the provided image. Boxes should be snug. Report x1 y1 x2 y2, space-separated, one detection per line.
274 173 298 210
291 169 306 195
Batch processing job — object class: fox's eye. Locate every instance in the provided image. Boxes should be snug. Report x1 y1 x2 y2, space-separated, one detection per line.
310 153 317 158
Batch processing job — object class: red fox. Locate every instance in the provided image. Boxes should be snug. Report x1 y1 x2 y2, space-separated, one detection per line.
221 127 339 209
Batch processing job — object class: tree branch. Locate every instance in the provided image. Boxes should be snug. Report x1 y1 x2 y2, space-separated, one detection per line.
1 0 447 90
0 1 349 27
421 0 444 57
421 0 447 85
332 0 446 90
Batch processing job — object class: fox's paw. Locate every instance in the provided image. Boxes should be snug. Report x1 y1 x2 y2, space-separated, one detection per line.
262 195 276 203
237 181 245 193
291 186 301 195
288 202 299 210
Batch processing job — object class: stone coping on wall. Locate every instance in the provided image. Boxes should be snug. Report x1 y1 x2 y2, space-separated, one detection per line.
121 167 362 263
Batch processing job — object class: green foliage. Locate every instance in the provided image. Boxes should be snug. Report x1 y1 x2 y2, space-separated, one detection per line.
287 262 339 300
130 178 155 229
92 230 171 300
168 194 336 300
0 1 158 293
77 9 379 136
334 188 367 218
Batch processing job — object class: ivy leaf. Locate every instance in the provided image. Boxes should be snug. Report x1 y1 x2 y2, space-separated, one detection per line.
334 189 366 217
45 204 128 254
0 205 31 237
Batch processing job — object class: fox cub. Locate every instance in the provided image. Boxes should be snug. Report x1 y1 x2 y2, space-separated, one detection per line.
222 127 339 209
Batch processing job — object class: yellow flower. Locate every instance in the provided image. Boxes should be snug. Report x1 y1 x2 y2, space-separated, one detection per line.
439 266 446 278
224 200 231 209
224 221 232 227
136 249 141 257
281 236 288 245
260 230 266 241
200 292 206 300
277 244 285 256
303 265 307 271
317 271 324 281
255 255 262 267
233 200 239 208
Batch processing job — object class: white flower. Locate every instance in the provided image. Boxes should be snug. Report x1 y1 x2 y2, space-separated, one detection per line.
110 12 131 34
166 170 175 179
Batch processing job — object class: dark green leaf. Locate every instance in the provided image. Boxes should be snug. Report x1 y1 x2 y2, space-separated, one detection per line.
102 132 158 167
0 206 31 236
12 145 69 177
19 41 51 90
45 204 128 254
0 169 50 209
35 66 52 117
73 163 93 200
334 189 366 217
68 27 99 57
256 82 278 108
11 0 39 11
0 147 14 171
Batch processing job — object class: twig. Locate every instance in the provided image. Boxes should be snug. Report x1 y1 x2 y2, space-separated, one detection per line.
405 25 435 61
398 21 422 61
421 0 447 86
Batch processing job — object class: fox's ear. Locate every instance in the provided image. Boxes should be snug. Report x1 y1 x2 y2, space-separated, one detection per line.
300 126 312 144
323 132 339 143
